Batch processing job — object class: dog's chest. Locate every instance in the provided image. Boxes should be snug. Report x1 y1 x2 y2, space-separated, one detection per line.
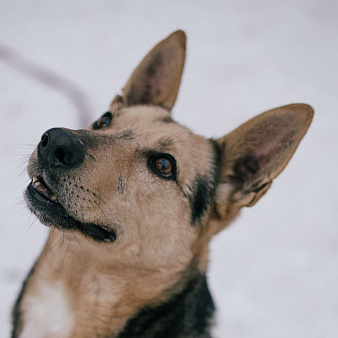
20 280 74 338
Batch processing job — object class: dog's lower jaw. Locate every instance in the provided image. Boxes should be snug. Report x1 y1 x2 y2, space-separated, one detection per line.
13 228 213 338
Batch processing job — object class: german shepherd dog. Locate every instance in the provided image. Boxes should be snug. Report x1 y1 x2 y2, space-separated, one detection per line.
12 31 313 337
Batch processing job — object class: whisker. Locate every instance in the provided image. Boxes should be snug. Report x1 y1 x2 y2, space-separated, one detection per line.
91 199 109 227
49 227 56 247
59 241 71 267
89 188 114 216
16 144 36 148
71 230 84 252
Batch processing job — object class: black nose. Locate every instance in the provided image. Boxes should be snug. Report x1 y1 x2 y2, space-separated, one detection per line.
38 128 85 169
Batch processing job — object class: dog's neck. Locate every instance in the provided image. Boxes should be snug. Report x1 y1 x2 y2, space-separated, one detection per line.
19 228 211 337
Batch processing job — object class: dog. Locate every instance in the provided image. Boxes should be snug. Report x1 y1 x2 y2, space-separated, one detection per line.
12 30 313 337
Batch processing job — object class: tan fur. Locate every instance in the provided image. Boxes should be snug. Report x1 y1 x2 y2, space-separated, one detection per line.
17 31 313 337
23 104 216 336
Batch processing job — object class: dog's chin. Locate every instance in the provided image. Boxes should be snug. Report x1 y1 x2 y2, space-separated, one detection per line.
25 177 117 243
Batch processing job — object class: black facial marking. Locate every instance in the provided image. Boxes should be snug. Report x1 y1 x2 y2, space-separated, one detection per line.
210 138 224 171
190 177 215 225
190 140 221 225
117 274 214 338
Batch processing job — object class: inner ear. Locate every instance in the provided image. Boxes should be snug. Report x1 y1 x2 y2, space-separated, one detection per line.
216 104 314 207
230 155 260 190
116 30 186 111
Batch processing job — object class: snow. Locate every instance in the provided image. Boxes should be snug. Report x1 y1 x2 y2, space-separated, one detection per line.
1 1 337 336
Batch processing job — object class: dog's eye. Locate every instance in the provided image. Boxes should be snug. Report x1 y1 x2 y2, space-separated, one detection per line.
93 112 113 130
148 154 176 180
97 116 111 128
155 158 172 175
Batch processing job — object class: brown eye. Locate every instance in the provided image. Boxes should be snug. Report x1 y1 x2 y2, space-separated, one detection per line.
97 116 111 128
155 158 172 176
93 112 113 130
148 154 176 180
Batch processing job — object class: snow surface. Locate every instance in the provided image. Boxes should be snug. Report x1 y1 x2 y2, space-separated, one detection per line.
1 1 337 337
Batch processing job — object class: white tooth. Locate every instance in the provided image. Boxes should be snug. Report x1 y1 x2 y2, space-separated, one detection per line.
32 176 38 183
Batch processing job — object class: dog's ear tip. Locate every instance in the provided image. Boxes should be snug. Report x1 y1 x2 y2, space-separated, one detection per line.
171 30 186 39
300 103 314 123
167 30 187 48
296 103 314 112
284 103 315 135
265 103 314 134
286 103 314 122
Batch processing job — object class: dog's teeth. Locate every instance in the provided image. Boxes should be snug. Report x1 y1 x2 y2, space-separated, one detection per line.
103 238 112 243
31 176 59 203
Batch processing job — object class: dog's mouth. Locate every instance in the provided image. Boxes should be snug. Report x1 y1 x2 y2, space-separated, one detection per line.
31 175 59 203
26 176 116 243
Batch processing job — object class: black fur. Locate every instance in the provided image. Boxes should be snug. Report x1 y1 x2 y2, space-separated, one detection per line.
11 262 36 338
190 140 221 224
190 177 215 224
117 274 215 338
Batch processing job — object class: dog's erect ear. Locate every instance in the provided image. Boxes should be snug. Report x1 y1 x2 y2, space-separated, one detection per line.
111 30 186 111
214 104 314 214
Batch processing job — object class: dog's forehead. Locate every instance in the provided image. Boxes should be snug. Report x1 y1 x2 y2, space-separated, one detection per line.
112 106 181 134
109 105 207 151
97 105 215 181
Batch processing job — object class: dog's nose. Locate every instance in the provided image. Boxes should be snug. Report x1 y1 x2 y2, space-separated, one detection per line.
38 128 85 169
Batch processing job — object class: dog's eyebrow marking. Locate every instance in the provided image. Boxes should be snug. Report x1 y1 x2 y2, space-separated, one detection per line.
160 138 174 148
114 130 135 140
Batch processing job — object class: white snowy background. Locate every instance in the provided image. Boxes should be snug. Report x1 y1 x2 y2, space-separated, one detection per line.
1 1 337 337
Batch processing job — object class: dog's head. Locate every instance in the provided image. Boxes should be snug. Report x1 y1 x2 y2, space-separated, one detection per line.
25 31 313 272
